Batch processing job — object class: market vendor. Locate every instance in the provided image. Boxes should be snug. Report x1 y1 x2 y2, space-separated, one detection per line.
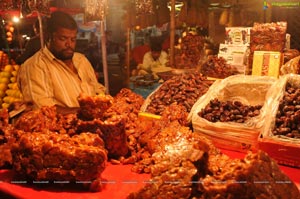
17 11 106 115
132 37 171 78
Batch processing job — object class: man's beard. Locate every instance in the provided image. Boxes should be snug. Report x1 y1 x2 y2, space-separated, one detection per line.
52 48 74 60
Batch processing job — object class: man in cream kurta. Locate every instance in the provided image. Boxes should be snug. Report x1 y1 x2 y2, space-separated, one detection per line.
17 46 105 108
17 11 105 115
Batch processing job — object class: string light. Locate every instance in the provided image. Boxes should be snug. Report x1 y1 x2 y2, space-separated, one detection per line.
84 0 108 22
135 0 153 15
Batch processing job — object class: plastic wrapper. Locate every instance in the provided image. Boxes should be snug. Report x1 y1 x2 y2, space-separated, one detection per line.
283 49 300 63
250 22 287 53
280 55 300 75
259 74 300 167
189 75 276 152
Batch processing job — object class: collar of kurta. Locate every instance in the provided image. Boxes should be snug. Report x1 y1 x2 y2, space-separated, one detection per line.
41 46 83 72
42 46 57 61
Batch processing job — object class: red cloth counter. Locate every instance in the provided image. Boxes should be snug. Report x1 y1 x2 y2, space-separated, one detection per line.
0 150 299 199
220 149 300 190
0 164 150 199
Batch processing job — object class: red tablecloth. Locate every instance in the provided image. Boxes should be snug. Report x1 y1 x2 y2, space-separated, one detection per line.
0 164 150 199
220 149 300 190
0 150 299 199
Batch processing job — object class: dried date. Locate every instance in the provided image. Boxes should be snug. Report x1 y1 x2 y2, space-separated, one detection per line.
198 98 262 123
200 56 239 79
146 72 212 115
272 83 300 139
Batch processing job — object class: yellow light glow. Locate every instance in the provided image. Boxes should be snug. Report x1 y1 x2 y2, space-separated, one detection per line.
167 1 184 11
12 16 20 23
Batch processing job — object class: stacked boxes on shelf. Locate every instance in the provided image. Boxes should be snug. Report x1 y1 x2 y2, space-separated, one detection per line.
249 22 287 77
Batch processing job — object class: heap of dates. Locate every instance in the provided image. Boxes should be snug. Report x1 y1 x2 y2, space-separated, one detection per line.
272 83 300 139
146 72 212 115
174 33 205 68
198 98 262 123
200 56 239 79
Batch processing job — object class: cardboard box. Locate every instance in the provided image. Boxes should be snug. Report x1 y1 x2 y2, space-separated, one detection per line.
252 51 283 78
225 27 251 45
219 44 249 56
259 138 300 168
218 44 249 74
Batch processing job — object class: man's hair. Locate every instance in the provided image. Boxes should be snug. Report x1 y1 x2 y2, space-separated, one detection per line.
150 42 162 52
47 11 77 35
149 36 163 52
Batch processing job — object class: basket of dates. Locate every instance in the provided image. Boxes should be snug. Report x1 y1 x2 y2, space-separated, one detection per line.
259 74 300 168
189 75 276 152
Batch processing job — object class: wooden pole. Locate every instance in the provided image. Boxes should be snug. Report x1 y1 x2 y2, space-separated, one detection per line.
169 0 175 67
126 27 131 87
37 11 44 48
100 20 109 94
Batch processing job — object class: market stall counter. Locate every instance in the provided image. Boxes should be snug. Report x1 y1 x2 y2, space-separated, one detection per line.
0 150 299 199
0 163 150 199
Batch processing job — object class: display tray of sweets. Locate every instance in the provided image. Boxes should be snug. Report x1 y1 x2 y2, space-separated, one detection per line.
189 75 277 152
141 72 213 116
259 74 300 168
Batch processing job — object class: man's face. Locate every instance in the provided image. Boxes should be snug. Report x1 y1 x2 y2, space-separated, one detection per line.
49 27 77 60
151 51 161 61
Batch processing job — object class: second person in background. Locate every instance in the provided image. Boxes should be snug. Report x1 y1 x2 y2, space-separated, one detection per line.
135 37 171 78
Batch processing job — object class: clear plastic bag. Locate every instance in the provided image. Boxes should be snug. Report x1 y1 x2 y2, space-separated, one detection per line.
280 55 300 75
259 74 300 167
262 74 300 144
189 75 277 151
